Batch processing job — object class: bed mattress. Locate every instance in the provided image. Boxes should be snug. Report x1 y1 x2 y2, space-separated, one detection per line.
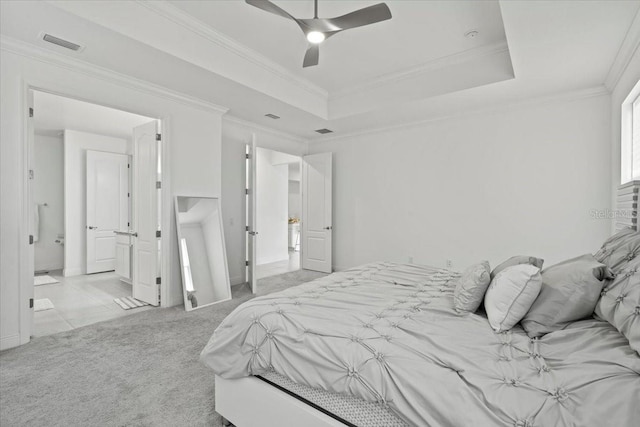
201 262 640 426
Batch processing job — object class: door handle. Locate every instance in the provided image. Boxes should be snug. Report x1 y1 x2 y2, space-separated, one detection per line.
324 226 332 230
87 226 97 230
114 230 138 237
248 231 259 236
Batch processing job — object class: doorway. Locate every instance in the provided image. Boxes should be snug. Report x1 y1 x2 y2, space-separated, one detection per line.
245 136 333 293
252 147 302 280
30 90 162 337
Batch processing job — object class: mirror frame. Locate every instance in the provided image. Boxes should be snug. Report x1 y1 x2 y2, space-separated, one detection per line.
174 195 232 311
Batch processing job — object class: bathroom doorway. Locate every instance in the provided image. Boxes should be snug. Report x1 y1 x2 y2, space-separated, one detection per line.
30 90 162 337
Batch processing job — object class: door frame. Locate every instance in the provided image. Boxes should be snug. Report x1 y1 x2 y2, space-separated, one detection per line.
20 83 172 345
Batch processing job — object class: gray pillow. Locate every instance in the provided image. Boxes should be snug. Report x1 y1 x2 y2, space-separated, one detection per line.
521 254 614 338
594 257 640 354
593 228 637 260
491 255 544 279
594 231 640 274
453 261 491 313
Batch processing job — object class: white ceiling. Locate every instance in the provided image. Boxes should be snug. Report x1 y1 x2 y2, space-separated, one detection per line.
168 0 508 92
2 1 639 141
33 90 155 140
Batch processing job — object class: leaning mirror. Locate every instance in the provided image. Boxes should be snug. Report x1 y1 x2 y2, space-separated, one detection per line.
175 196 231 311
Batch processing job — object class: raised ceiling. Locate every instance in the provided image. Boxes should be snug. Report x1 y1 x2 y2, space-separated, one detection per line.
168 0 508 93
1 1 639 140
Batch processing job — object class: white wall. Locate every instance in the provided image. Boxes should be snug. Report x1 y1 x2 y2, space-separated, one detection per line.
256 148 289 265
63 130 128 277
33 133 64 271
1 47 225 350
221 118 307 285
308 94 612 272
288 180 301 219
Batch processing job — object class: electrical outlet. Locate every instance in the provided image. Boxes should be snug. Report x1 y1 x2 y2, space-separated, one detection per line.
446 259 453 269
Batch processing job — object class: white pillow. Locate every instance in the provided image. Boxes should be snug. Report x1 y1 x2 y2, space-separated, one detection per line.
484 264 542 332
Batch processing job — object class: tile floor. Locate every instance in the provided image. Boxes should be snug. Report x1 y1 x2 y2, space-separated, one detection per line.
255 251 300 280
33 270 154 338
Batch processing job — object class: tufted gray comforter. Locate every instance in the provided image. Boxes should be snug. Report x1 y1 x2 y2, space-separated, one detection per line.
201 262 640 427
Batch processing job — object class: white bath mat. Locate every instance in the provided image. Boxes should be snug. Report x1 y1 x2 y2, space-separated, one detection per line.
114 297 150 311
34 298 55 312
34 275 59 286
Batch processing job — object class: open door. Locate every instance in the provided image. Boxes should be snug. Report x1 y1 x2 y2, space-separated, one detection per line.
301 153 332 273
245 135 257 293
86 150 129 274
132 120 160 305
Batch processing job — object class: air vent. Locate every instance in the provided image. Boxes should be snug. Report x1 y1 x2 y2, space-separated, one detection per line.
42 34 82 51
315 128 333 134
265 113 280 120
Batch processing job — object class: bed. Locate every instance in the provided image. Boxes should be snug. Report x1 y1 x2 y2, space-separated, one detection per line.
201 261 640 426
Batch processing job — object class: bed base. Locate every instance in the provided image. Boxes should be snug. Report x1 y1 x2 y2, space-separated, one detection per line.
215 375 347 427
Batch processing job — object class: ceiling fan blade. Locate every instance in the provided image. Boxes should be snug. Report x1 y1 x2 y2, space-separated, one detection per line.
326 3 392 31
245 0 296 21
303 45 319 68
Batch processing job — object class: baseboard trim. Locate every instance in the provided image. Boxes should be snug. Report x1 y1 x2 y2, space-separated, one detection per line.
257 256 290 265
63 268 82 277
35 263 63 272
0 334 21 351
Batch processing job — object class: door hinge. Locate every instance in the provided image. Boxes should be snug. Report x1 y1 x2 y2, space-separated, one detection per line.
127 192 130 197
29 298 34 308
156 230 161 238
29 235 34 245
245 226 249 231
245 260 249 266
156 181 161 189
128 164 130 169
156 133 162 141
156 277 161 285
127 222 130 227
29 107 34 118
245 188 249 195
28 170 34 180
245 153 250 159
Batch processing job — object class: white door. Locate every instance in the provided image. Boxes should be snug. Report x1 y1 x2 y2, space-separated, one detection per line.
132 120 160 305
301 153 332 273
245 136 257 293
86 150 129 274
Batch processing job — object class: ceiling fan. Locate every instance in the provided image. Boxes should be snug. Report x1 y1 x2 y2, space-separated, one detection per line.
246 0 392 67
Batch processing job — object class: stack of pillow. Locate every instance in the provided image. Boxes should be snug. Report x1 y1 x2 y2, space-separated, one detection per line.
452 229 639 352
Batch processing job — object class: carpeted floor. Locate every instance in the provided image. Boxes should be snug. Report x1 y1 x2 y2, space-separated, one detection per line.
0 270 326 427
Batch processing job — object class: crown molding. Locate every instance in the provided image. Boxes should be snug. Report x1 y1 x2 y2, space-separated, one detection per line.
315 85 609 143
0 36 230 114
604 7 640 91
331 41 510 101
223 114 309 144
137 0 328 100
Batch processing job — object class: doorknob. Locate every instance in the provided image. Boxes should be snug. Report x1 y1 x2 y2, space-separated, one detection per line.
87 226 97 230
248 231 259 236
324 226 332 230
